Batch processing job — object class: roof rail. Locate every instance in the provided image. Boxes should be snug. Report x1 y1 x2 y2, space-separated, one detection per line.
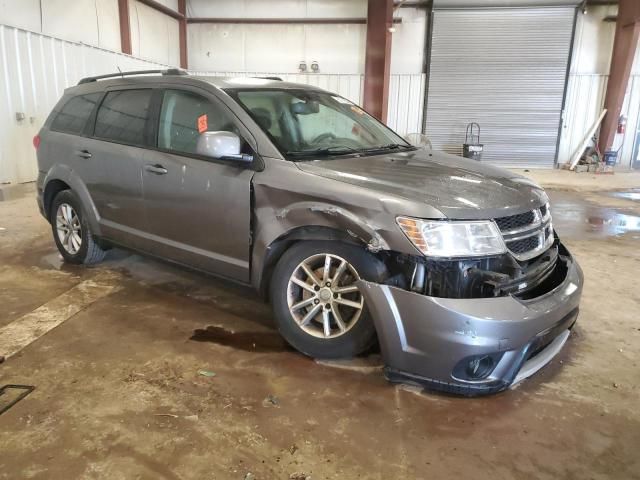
255 76 283 81
77 68 188 85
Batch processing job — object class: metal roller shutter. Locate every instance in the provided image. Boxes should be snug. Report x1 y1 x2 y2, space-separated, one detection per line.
425 7 576 168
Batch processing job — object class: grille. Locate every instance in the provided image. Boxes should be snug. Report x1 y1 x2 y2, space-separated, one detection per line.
507 236 540 254
495 211 535 232
494 205 552 260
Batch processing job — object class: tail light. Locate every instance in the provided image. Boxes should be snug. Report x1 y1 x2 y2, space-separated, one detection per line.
33 134 41 150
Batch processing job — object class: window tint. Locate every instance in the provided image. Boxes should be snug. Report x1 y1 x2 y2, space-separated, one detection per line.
94 89 152 146
158 89 240 155
50 93 101 135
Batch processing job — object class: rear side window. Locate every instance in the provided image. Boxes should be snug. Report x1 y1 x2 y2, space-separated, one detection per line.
94 89 152 146
50 93 101 135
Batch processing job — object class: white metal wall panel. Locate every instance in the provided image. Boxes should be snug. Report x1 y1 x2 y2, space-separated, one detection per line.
0 24 171 184
187 23 366 73
387 74 426 136
186 0 367 19
426 7 575 168
130 0 181 66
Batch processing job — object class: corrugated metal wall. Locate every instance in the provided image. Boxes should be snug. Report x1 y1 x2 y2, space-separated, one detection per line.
0 24 170 184
425 7 575 169
558 73 640 169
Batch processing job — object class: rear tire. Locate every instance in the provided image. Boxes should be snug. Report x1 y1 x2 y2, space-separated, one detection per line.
50 190 106 265
270 241 387 359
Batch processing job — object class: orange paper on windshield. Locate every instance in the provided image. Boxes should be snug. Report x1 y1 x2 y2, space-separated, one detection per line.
197 114 208 133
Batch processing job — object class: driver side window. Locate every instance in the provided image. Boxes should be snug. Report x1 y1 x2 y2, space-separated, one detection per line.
158 89 241 155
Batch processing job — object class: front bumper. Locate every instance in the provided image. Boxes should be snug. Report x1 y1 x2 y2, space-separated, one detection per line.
358 246 583 396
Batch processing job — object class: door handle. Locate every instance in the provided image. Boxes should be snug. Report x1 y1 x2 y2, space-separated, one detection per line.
76 149 92 159
144 164 168 175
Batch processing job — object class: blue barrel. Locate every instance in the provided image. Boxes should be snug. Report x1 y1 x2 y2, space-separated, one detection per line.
603 150 618 166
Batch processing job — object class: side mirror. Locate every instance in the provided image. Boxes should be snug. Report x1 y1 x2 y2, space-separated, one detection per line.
196 131 253 164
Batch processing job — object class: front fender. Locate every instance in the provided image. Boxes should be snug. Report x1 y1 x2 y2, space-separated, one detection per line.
43 164 102 236
249 158 438 291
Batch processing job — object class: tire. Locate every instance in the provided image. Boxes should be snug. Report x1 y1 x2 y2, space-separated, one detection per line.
270 241 387 359
50 190 106 265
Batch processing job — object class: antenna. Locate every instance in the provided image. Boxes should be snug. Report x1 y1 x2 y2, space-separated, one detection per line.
117 66 123 78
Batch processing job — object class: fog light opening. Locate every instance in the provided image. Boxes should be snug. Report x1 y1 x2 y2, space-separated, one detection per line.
466 355 494 380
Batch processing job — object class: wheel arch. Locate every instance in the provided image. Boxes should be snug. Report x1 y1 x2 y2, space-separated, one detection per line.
42 165 102 235
256 225 373 299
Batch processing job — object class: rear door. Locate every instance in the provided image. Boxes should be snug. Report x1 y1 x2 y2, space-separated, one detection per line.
141 87 255 282
80 88 153 248
45 92 104 206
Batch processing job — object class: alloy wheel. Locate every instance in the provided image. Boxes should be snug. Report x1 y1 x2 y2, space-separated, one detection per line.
286 253 364 339
55 203 82 255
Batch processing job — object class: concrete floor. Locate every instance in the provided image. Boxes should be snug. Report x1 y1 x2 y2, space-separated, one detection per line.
0 182 639 480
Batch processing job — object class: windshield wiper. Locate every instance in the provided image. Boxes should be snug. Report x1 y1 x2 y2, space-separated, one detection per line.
286 145 361 159
360 143 413 153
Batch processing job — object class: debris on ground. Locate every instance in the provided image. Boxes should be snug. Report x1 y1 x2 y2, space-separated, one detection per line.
197 369 216 377
123 371 145 383
289 473 310 480
244 472 255 480
154 413 178 418
262 394 279 407
289 444 298 455
613 382 619 389
184 414 199 421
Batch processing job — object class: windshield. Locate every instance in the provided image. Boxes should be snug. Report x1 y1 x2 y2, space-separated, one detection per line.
226 88 413 160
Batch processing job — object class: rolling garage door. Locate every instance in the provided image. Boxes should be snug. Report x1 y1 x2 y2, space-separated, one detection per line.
425 6 576 168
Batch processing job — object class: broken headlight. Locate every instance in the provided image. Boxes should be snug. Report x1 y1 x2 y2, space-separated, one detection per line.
396 217 507 258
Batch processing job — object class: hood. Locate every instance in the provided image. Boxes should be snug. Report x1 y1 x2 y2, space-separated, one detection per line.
295 149 549 220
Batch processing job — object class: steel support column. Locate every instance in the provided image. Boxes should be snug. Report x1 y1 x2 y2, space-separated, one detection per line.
599 0 640 151
363 0 393 122
178 0 188 69
118 0 132 55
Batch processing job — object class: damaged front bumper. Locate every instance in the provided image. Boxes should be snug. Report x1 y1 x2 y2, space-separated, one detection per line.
358 246 583 396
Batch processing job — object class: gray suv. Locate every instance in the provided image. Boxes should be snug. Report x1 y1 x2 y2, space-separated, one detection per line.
35 69 583 396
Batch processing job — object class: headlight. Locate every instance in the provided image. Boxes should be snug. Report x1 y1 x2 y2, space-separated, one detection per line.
396 217 507 257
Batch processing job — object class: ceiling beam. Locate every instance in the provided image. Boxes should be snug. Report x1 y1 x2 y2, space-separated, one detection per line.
187 17 402 24
136 0 184 20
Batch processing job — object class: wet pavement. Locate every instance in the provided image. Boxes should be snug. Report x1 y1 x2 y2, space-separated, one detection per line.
549 190 640 239
0 184 639 479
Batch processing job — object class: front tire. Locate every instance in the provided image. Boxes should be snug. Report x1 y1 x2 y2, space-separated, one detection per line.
50 190 106 265
270 241 387 359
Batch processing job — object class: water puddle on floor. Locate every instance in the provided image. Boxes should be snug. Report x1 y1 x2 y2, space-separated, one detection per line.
609 189 640 202
549 191 640 239
190 325 290 353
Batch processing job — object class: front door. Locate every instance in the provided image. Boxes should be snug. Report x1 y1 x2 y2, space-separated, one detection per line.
141 88 254 282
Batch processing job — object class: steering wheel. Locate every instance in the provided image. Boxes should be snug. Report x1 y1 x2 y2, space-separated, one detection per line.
310 132 337 145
